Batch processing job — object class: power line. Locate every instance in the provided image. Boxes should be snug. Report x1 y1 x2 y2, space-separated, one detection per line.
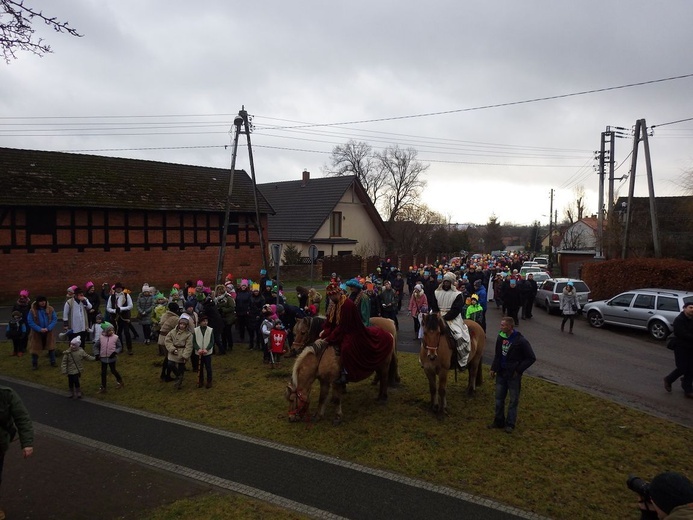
651 116 693 129
255 73 693 130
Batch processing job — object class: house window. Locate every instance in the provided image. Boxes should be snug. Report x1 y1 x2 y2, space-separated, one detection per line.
330 212 342 237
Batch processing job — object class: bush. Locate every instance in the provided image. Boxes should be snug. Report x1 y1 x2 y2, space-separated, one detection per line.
582 258 693 300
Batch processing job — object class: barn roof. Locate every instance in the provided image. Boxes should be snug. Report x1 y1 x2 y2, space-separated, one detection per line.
0 147 274 214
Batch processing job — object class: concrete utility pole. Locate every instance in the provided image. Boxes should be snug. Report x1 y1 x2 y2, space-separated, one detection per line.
596 133 606 258
548 189 554 268
622 119 661 259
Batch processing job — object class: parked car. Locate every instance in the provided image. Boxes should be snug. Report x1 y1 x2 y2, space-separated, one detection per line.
533 257 549 268
535 278 592 314
520 266 542 277
582 288 693 340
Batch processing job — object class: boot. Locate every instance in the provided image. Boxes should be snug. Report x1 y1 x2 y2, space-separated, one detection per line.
206 380 213 389
76 389 83 399
67 389 75 399
98 386 107 394
116 380 124 389
334 370 348 386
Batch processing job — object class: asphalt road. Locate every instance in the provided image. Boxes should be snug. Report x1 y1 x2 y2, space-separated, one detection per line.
395 299 691 428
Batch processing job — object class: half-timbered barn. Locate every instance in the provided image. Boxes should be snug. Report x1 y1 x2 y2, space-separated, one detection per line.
0 147 274 299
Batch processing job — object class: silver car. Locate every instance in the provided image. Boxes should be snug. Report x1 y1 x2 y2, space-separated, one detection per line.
535 278 592 315
583 288 693 340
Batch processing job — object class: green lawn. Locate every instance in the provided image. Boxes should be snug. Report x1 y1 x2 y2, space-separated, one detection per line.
2 338 690 520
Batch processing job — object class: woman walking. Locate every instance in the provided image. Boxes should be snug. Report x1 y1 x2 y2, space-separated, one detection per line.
407 284 428 340
559 281 580 334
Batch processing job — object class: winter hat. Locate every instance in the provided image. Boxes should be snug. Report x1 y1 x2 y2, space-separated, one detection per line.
260 269 267 275
414 284 423 292
11 311 22 319
443 271 456 283
196 279 204 287
241 279 249 287
225 273 233 282
70 336 82 347
85 281 94 289
66 286 76 294
168 302 180 312
345 278 363 289
179 313 191 322
325 283 341 296
142 284 151 293
95 314 103 322
471 294 479 302
251 283 260 292
35 295 47 303
101 322 114 331
185 298 196 309
649 472 693 515
307 304 317 316
114 282 124 289
19 289 29 297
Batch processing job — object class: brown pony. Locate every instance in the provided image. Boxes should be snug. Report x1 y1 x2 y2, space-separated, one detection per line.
419 314 486 418
289 315 400 385
285 341 343 424
286 316 326 358
285 327 396 425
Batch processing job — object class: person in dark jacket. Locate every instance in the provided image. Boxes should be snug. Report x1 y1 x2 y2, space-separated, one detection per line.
0 385 34 518
248 284 266 350
234 280 251 343
201 297 225 354
489 316 536 433
522 273 538 320
501 278 522 325
663 301 693 398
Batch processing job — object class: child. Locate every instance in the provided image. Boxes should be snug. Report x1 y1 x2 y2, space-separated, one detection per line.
88 314 104 343
268 319 287 367
93 322 124 393
61 336 95 398
6 311 27 357
260 305 275 364
192 313 214 388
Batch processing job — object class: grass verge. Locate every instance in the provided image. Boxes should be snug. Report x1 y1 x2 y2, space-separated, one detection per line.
1 340 690 520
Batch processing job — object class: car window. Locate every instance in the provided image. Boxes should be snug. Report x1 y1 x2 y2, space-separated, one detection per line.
633 294 655 309
572 282 590 293
543 281 554 291
657 296 680 312
611 293 635 307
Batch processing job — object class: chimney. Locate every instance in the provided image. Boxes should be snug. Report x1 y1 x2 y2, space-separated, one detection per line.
301 169 310 186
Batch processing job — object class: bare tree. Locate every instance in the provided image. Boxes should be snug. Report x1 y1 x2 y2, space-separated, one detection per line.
389 203 445 256
325 140 387 208
561 226 590 250
1 0 82 62
377 145 428 222
673 168 693 195
562 185 586 224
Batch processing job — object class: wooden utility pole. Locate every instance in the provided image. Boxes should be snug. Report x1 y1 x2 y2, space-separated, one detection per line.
215 106 268 286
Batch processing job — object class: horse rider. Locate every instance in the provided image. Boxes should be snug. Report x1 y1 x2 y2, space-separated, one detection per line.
430 270 471 369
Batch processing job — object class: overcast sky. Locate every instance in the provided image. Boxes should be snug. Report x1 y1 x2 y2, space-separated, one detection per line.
2 0 693 225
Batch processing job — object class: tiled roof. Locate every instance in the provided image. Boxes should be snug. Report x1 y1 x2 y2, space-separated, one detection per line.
0 147 274 214
258 175 389 242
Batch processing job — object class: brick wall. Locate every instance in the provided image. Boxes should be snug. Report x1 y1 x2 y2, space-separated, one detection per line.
3 246 267 300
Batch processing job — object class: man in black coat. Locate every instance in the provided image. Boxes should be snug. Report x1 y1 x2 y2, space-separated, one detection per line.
663 301 693 398
489 316 536 433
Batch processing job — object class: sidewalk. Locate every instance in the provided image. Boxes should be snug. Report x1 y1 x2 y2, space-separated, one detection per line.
0 377 544 520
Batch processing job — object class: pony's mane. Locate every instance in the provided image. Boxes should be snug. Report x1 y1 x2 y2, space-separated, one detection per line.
291 345 316 386
308 316 326 338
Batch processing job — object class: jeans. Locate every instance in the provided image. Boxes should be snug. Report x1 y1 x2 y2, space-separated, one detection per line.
494 372 522 428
